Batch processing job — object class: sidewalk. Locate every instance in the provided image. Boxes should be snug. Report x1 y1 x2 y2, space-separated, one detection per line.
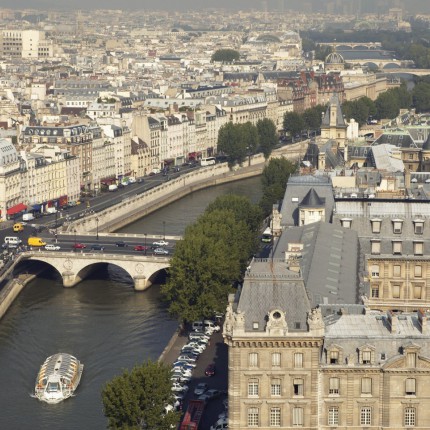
158 326 189 365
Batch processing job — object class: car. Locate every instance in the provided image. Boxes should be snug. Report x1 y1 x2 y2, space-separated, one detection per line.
72 243 86 249
153 240 169 247
171 373 192 384
198 389 222 403
180 348 200 359
90 244 105 251
115 241 127 247
173 360 196 369
205 363 216 377
154 247 169 255
189 332 210 341
177 354 197 363
194 383 208 396
134 245 149 252
45 243 61 251
210 417 228 430
171 383 189 393
185 343 205 354
137 178 144 183
44 244 61 251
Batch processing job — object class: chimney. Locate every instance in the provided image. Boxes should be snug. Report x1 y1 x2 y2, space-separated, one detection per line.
387 310 398 333
418 309 428 334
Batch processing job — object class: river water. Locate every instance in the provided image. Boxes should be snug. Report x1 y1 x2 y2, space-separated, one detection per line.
0 176 262 430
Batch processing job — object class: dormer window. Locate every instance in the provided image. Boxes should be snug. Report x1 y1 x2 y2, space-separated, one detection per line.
340 218 352 229
392 219 404 234
371 218 381 234
371 240 380 255
413 219 424 235
359 346 375 365
414 241 424 256
393 240 402 255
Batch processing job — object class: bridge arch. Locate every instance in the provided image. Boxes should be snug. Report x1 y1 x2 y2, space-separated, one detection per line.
21 252 171 291
382 62 401 69
337 44 352 50
362 61 379 70
355 44 371 50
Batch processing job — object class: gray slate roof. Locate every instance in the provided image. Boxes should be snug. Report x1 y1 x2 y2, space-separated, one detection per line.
281 175 335 227
275 222 358 307
321 95 347 129
237 258 311 333
299 188 325 208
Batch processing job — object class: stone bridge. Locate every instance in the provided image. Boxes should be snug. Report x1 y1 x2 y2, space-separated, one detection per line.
319 42 382 50
17 251 170 291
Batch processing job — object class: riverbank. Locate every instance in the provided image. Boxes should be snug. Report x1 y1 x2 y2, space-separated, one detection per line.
0 273 39 321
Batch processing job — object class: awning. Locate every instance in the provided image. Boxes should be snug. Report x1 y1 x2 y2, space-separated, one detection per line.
7 203 27 215
31 204 42 211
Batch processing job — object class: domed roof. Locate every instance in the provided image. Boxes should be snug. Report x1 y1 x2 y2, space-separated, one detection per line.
325 52 345 64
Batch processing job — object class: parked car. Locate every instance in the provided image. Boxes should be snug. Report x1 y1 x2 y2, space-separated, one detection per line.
45 244 61 251
210 417 228 430
177 354 197 363
171 383 189 393
185 342 205 353
154 247 169 255
115 241 127 247
194 383 208 396
173 360 196 369
134 245 149 252
72 243 86 249
205 363 216 377
91 244 105 251
198 389 222 403
153 240 169 247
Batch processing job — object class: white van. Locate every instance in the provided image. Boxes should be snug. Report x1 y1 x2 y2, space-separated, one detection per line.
204 320 220 333
4 236 22 248
22 213 35 222
191 321 204 331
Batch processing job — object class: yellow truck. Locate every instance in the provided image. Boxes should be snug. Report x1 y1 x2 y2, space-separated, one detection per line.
28 237 46 247
13 223 24 232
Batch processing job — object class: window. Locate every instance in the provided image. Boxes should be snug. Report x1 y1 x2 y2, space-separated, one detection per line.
293 378 304 396
360 407 372 425
249 352 258 367
404 407 416 426
270 407 281 426
371 265 379 278
248 407 259 427
371 285 380 298
271 378 281 396
406 378 416 395
393 265 401 277
362 350 372 364
248 378 259 396
329 377 340 394
414 220 424 235
294 353 303 368
328 407 339 426
414 241 423 256
329 350 339 364
407 353 417 368
393 241 402 254
272 353 281 367
392 284 401 299
292 407 303 427
341 218 351 229
414 265 422 278
371 240 381 254
371 219 381 234
393 220 403 234
361 377 372 395
414 285 422 300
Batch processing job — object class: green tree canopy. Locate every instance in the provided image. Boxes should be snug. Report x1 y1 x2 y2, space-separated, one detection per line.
161 208 256 323
375 90 400 120
412 82 430 112
283 112 305 139
211 48 240 63
102 360 179 430
256 118 278 159
303 105 325 130
341 99 370 126
259 157 297 215
217 122 256 166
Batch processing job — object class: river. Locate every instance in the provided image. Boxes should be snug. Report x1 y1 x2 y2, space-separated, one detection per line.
0 176 262 430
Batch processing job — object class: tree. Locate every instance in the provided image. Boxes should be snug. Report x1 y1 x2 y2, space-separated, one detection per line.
259 157 297 215
375 90 400 120
341 99 369 126
283 112 305 140
360 96 377 117
211 48 240 63
102 360 179 430
256 118 277 159
217 122 255 166
303 105 325 131
412 82 430 112
161 209 254 323
206 194 263 235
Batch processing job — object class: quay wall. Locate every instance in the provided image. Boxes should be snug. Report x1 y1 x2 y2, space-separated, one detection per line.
69 141 306 235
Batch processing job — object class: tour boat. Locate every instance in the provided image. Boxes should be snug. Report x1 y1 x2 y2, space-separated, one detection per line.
34 353 83 404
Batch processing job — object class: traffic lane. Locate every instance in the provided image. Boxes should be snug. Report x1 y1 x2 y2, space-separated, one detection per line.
181 331 228 429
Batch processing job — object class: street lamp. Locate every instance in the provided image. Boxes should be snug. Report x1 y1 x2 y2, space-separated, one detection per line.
144 233 147 255
73 228 77 250
163 221 166 241
96 217 99 240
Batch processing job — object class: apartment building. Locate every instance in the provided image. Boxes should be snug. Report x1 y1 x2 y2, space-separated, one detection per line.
0 30 53 59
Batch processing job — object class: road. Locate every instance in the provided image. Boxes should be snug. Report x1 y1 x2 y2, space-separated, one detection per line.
162 328 228 430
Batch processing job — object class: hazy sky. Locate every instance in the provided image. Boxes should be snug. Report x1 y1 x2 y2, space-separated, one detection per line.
7 0 430 13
